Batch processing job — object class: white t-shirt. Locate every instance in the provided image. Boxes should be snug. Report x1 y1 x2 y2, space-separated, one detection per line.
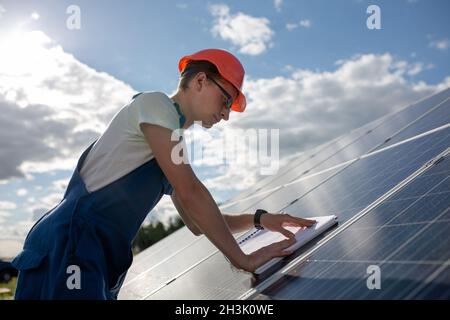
79 91 183 193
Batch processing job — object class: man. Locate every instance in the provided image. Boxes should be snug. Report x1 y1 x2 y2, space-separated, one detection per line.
12 48 315 299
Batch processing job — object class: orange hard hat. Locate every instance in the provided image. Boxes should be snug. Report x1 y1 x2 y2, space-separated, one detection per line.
178 48 247 112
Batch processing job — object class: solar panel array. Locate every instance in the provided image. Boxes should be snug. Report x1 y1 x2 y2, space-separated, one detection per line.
119 87 450 300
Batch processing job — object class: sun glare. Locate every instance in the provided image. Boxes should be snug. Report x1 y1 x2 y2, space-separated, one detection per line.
0 30 53 75
0 30 64 107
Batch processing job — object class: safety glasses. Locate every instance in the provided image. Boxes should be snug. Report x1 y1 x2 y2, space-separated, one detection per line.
207 76 233 110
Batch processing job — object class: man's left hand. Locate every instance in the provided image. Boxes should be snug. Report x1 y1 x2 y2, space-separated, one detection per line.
260 212 317 239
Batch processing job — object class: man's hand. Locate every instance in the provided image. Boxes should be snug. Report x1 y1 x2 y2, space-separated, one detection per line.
242 237 297 272
237 213 317 273
260 212 317 239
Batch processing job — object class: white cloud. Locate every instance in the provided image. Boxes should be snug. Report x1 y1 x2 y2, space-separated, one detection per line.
286 23 298 31
209 4 274 55
24 192 64 221
146 196 178 227
299 19 312 28
429 38 449 51
16 188 28 196
405 62 434 76
274 0 283 12
0 30 135 182
202 161 260 193
286 19 312 31
0 220 33 252
0 210 12 220
282 65 294 73
52 178 69 192
0 201 17 210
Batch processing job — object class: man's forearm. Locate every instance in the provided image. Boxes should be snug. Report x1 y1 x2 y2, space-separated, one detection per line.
176 182 248 269
171 191 202 235
173 191 253 235
222 213 254 234
172 190 253 235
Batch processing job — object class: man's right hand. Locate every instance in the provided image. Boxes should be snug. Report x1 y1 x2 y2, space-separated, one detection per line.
241 237 297 272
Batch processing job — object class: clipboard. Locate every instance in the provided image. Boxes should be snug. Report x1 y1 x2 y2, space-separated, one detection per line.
238 215 338 274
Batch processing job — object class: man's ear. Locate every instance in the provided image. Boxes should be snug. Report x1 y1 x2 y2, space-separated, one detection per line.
193 72 207 92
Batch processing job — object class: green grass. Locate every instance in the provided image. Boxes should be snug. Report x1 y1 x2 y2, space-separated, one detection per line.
0 277 17 300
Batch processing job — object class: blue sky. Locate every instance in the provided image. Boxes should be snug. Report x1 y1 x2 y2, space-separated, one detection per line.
0 0 449 253
1 0 449 88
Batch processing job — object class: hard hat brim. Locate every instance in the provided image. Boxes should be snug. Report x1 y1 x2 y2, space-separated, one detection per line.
231 92 246 112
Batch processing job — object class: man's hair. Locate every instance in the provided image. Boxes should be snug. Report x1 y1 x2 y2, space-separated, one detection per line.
178 60 222 90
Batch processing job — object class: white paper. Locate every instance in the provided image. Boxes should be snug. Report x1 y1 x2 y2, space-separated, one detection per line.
239 215 338 274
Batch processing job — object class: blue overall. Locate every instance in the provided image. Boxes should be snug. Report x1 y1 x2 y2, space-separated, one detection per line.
12 94 185 299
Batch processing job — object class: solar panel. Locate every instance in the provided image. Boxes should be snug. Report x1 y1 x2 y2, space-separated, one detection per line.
124 227 197 281
121 232 218 299
119 87 450 300
374 97 449 149
414 266 450 299
256 154 450 299
137 130 450 300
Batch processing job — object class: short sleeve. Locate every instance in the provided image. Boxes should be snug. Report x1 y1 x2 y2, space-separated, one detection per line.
131 92 180 133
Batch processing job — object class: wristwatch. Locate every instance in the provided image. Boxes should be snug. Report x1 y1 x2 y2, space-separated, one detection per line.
254 209 268 230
